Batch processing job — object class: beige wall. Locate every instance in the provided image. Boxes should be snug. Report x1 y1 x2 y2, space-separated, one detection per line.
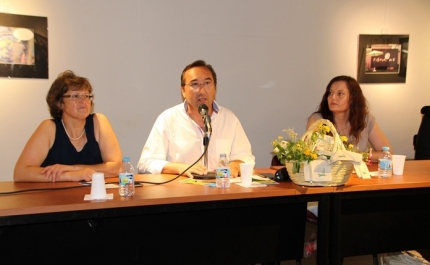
1 0 429 181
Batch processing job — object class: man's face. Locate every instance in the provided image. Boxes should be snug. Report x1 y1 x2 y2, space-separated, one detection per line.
181 66 216 112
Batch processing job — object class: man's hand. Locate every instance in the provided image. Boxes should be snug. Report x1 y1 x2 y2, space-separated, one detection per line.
162 162 208 178
228 160 243 178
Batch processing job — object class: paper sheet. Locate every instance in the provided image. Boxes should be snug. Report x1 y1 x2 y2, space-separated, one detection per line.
180 174 278 187
84 193 114 201
235 182 267 188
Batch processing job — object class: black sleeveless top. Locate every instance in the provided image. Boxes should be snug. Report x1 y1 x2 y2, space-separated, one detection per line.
41 114 103 167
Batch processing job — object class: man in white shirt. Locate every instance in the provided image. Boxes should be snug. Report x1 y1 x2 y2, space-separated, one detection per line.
137 60 255 178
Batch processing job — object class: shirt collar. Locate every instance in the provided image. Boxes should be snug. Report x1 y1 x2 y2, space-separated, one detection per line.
183 100 219 114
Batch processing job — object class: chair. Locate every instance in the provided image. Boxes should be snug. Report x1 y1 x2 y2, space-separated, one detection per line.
415 106 430 160
271 155 283 166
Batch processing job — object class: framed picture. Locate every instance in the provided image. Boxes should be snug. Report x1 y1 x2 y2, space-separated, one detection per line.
357 34 409 84
0 13 48 79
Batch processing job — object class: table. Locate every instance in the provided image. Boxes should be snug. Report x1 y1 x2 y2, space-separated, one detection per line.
328 160 430 265
0 169 332 264
5 161 427 264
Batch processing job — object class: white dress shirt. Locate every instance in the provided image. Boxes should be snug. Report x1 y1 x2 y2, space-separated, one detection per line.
137 101 255 173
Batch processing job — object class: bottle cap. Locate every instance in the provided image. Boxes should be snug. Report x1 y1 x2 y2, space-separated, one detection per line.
122 157 130 162
382 146 389 151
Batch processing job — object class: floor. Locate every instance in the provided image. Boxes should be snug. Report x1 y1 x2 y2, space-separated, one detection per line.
279 221 430 265
282 254 374 265
281 250 430 265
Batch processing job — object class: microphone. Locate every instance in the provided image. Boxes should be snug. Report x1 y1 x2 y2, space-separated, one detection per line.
198 104 212 134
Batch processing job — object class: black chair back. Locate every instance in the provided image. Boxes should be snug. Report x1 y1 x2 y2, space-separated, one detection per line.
415 106 430 160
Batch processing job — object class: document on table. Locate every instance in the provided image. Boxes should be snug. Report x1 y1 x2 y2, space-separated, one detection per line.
180 175 278 187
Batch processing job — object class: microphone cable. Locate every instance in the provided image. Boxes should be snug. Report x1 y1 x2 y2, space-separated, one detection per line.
0 181 145 195
0 184 89 195
1 145 211 194
2 119 213 193
142 111 213 185
140 144 209 185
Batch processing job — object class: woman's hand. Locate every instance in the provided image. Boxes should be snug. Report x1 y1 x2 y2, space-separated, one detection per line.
41 164 95 182
41 164 74 182
68 168 96 182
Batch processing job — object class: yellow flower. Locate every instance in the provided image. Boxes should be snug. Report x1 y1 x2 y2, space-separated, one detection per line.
348 144 354 150
323 125 330 133
340 135 348 142
272 125 330 165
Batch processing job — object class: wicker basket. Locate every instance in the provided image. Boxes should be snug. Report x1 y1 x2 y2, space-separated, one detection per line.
285 160 353 186
286 119 354 187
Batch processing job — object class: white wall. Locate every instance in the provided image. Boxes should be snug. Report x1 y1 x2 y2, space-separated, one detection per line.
1 0 429 181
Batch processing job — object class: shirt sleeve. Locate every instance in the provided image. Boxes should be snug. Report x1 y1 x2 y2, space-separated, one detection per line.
228 115 255 166
137 115 169 174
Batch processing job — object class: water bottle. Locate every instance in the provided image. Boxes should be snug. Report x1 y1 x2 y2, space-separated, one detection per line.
378 146 392 178
215 153 230 188
119 157 135 196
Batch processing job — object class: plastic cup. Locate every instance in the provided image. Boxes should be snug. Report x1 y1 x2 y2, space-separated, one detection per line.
90 172 107 199
240 163 254 186
392 155 406 175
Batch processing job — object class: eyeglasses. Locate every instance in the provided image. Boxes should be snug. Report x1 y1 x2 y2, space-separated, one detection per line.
62 94 94 101
185 80 214 90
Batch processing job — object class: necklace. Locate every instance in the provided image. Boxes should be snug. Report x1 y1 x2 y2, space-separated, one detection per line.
336 123 350 134
61 119 85 140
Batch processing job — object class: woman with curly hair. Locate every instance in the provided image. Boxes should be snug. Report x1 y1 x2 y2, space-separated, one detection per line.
307 75 391 161
303 75 393 258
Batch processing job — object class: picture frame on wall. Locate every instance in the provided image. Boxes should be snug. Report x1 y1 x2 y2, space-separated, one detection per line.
0 13 48 79
357 34 409 84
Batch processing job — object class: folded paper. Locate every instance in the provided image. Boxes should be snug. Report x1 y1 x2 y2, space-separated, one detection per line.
354 161 371 179
305 160 333 182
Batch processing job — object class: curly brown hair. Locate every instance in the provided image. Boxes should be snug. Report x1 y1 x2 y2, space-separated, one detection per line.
313 75 368 144
46 70 93 118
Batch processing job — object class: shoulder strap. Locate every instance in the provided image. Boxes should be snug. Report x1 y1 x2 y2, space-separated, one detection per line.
85 114 96 142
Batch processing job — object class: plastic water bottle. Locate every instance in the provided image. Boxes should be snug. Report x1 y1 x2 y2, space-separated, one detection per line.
215 153 230 188
378 146 392 178
119 157 135 196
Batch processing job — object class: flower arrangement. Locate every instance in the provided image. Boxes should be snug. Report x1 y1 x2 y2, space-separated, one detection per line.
271 124 331 173
339 135 372 164
272 120 374 175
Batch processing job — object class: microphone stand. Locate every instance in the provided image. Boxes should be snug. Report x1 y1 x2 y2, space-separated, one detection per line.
203 116 211 169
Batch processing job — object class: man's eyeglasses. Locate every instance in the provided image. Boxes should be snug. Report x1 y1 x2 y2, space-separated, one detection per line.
62 94 94 101
185 81 214 90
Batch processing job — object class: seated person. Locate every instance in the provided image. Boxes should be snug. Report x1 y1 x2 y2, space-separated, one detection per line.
14 70 122 182
307 75 392 160
137 60 255 178
303 75 392 258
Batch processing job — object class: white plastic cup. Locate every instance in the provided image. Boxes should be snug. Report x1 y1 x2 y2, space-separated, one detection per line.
392 155 406 175
240 163 254 187
90 172 107 199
